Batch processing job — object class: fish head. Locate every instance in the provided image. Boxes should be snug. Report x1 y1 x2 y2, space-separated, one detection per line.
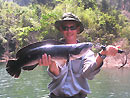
70 42 93 60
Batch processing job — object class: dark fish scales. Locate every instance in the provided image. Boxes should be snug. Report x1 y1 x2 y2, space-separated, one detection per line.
16 39 61 58
6 40 93 78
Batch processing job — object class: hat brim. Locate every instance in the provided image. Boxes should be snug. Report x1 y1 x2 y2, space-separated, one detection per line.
55 20 84 34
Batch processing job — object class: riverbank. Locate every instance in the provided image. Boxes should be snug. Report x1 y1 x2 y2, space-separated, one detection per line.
0 58 16 63
0 60 7 63
103 38 130 68
103 52 130 68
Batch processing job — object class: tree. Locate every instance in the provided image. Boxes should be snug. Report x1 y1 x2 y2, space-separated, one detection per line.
100 0 109 12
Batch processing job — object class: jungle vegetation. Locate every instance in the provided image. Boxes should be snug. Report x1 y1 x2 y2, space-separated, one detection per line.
0 0 130 58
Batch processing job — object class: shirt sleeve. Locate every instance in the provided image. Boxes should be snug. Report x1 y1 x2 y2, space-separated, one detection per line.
82 50 103 80
47 64 68 80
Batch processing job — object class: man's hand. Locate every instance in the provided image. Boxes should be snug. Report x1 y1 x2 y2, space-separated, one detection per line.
39 53 60 76
96 45 120 69
39 53 53 66
101 45 120 56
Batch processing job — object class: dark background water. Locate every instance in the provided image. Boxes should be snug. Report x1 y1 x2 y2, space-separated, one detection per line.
0 63 130 98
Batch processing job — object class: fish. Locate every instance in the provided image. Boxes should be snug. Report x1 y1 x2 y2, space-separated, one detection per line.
6 39 93 78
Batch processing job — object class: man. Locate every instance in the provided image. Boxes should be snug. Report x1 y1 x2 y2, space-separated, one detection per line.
39 12 119 98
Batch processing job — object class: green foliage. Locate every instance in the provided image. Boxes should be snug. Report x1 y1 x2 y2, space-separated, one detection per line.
120 23 130 41
100 0 109 12
82 0 97 10
77 8 122 44
0 0 129 57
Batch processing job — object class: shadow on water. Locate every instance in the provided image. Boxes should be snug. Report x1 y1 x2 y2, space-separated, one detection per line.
0 63 130 98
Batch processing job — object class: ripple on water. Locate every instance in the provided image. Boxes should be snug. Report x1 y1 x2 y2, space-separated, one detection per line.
108 92 115 98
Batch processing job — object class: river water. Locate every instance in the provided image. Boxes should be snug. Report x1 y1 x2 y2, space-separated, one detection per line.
0 63 130 98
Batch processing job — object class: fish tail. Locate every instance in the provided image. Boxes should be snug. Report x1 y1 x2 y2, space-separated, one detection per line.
6 60 21 78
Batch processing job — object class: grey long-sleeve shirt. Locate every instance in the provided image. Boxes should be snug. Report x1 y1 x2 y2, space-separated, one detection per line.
47 50 101 96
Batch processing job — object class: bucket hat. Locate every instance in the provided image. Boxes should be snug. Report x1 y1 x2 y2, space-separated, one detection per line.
55 12 84 34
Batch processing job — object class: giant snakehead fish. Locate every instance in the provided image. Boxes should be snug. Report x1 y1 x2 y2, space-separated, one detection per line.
6 39 93 78
6 39 127 78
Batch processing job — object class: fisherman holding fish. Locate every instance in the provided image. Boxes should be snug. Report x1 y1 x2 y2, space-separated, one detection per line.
39 12 119 98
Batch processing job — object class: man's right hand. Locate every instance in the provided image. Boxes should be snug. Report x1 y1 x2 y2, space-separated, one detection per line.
39 54 60 76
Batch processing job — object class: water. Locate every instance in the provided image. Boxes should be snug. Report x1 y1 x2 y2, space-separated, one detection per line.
0 63 130 98
88 68 130 98
0 63 51 98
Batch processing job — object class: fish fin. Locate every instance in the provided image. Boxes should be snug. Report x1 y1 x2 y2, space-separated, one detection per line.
16 39 61 58
22 64 38 71
66 54 70 65
14 69 21 78
6 60 21 78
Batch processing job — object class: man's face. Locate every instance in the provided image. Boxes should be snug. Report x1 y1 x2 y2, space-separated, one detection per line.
60 21 80 43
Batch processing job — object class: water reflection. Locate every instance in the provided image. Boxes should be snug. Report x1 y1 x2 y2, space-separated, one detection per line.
0 63 130 98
